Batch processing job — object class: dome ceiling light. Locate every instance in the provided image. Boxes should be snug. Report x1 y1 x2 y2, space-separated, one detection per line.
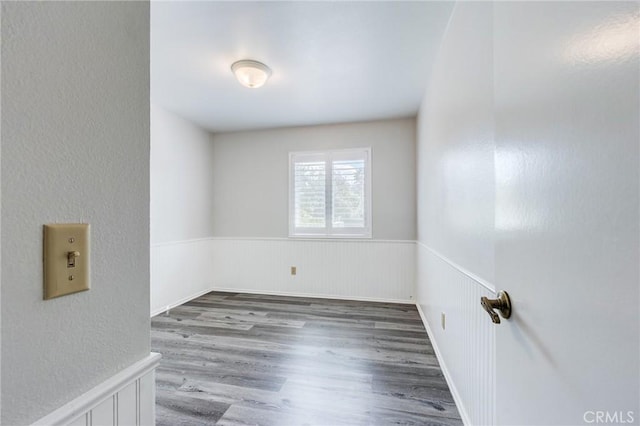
231 59 272 89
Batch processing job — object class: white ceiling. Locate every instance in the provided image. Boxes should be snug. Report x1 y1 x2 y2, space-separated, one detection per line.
151 1 454 133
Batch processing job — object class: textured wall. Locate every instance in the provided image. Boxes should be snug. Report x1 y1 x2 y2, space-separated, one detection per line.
211 118 417 240
417 1 640 425
416 1 495 283
493 2 639 423
416 3 496 424
1 2 150 424
151 104 216 244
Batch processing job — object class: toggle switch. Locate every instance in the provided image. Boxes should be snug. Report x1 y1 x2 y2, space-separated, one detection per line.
43 224 90 300
67 251 80 268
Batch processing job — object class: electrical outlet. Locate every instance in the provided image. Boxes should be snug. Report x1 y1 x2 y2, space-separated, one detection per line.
441 312 446 330
291 266 297 276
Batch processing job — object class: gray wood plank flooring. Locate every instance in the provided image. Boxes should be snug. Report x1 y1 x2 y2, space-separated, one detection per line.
151 291 462 426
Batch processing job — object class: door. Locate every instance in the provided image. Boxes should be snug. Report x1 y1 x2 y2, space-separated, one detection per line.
493 2 639 425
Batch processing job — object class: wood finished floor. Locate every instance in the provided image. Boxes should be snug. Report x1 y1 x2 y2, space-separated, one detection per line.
151 292 462 426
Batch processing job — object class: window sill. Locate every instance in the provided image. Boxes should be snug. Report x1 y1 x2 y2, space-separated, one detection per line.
288 234 372 240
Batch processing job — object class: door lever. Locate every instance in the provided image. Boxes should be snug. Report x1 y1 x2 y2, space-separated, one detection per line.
480 291 512 324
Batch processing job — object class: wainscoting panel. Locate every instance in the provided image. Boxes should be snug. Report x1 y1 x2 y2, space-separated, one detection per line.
32 353 161 426
151 239 216 316
211 238 416 303
118 381 138 425
416 243 496 426
90 397 114 425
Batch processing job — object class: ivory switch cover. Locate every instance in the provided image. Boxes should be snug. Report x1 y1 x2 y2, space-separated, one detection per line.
43 223 90 300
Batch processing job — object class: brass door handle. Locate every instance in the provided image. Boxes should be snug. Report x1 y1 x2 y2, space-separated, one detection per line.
480 291 512 324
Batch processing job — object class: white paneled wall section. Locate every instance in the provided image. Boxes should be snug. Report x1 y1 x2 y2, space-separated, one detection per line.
151 239 216 316
151 238 415 314
33 354 160 426
211 238 415 302
416 243 495 426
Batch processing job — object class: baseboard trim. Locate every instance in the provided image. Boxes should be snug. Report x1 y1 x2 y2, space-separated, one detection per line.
32 352 162 426
153 237 416 247
212 236 416 244
211 286 414 305
151 286 215 317
416 303 471 426
151 277 415 319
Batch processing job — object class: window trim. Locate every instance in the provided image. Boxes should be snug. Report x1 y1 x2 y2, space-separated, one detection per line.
289 147 372 239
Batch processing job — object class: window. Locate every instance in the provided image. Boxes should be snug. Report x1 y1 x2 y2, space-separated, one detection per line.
289 148 371 238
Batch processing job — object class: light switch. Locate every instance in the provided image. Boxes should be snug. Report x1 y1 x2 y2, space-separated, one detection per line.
43 224 90 300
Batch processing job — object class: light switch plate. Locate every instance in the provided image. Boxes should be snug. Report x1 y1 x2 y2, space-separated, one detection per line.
43 223 90 300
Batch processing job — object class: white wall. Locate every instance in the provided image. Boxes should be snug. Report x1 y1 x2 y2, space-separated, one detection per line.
150 104 215 245
416 2 494 283
150 107 417 313
493 2 639 424
212 238 415 303
151 238 215 316
150 105 216 315
211 118 416 240
0 4 3 418
201 119 417 302
416 3 496 424
1 2 150 424
417 2 640 425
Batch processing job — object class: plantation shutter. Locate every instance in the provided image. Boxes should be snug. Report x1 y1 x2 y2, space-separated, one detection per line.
290 148 371 237
331 151 366 230
292 153 327 233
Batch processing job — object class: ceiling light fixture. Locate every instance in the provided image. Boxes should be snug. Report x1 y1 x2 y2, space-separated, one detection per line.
231 60 272 89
